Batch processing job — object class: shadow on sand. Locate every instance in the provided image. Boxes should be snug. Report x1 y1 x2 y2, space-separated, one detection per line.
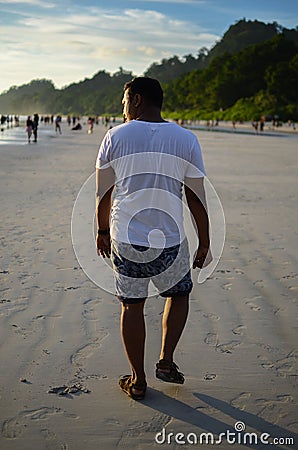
142 389 296 449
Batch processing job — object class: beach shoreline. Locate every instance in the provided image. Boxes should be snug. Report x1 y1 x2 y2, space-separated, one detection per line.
1 117 297 147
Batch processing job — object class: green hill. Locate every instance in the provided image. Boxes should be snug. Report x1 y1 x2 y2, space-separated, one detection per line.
163 34 298 120
144 19 297 83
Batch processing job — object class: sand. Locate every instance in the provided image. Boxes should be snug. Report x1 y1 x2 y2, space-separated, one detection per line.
0 121 297 449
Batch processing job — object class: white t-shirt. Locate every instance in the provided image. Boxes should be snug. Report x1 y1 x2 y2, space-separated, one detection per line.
95 120 205 247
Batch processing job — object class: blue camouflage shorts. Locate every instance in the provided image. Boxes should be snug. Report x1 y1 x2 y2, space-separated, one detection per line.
111 238 193 304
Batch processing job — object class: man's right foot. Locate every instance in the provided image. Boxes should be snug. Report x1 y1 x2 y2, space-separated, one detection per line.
155 360 184 384
119 375 147 400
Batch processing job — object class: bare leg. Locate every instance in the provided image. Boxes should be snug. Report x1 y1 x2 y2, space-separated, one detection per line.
120 301 146 393
159 295 189 363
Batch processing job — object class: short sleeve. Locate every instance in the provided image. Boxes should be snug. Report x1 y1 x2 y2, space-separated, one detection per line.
185 135 206 178
95 131 112 169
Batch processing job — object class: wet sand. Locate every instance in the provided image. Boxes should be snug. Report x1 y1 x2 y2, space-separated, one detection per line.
0 122 297 449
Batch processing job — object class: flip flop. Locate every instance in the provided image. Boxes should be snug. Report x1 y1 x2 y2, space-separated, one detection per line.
119 375 147 400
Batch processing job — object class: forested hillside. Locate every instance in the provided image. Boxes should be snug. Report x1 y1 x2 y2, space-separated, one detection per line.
0 68 133 116
0 19 297 120
163 35 298 120
144 19 289 83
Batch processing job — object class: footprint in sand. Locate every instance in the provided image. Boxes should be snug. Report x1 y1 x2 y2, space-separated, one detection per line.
204 373 217 381
258 355 275 369
258 352 297 378
232 325 246 335
276 394 294 403
32 314 62 320
204 333 241 354
245 301 261 311
231 392 252 410
280 273 298 281
216 340 241 354
232 392 294 424
40 428 68 449
287 422 298 433
222 282 233 290
118 413 172 447
256 395 294 422
203 312 220 321
216 269 231 274
71 341 103 368
2 296 29 315
11 319 40 339
70 332 109 376
2 407 78 440
204 332 218 347
64 286 80 291
82 298 102 321
276 354 298 378
253 279 265 288
288 286 298 291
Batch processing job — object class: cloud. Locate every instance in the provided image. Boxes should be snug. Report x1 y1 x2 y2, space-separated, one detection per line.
137 46 156 56
0 4 219 92
0 0 56 8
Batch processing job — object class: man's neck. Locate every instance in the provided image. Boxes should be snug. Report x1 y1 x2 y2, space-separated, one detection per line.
135 107 167 123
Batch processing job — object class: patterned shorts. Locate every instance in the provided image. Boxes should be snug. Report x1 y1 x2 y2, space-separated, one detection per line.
111 238 193 303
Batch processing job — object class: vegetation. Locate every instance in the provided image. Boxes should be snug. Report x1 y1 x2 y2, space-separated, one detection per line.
163 34 298 121
0 20 297 121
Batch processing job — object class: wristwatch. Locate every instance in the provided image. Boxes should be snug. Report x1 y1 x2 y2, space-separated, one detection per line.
97 229 110 235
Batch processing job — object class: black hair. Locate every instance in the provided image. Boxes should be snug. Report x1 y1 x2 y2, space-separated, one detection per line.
124 77 163 109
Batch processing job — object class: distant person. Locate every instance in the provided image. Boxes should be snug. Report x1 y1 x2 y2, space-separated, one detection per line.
55 115 62 134
72 122 82 131
33 113 39 142
104 116 109 127
252 121 259 133
1 114 6 132
88 117 94 134
26 116 34 143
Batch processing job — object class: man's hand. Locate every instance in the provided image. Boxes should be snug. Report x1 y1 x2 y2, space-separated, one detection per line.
193 246 212 269
96 234 111 258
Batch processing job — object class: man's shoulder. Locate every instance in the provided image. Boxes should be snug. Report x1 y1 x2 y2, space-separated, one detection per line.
165 122 198 143
108 121 136 138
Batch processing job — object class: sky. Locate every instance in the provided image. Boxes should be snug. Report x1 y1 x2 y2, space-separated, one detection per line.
0 0 297 94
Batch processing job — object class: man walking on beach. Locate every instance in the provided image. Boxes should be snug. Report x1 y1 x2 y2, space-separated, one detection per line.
95 77 210 400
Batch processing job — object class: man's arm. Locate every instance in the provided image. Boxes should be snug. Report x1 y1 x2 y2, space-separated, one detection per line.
184 177 212 269
95 167 115 258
